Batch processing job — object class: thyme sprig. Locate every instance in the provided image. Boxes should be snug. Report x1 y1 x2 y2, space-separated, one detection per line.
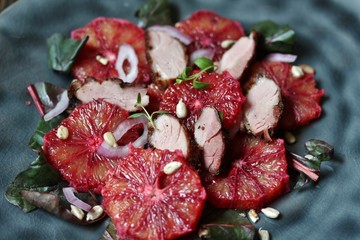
129 93 168 129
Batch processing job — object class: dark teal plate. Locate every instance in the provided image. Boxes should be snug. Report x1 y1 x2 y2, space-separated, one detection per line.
1 0 360 239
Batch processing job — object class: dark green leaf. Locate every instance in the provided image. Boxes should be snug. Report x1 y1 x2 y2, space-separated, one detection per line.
47 33 88 73
135 0 172 28
129 113 146 119
194 57 214 72
305 139 334 161
218 111 224 122
152 110 169 115
198 209 255 240
251 20 295 53
100 219 117 240
5 152 62 212
136 93 142 106
193 80 211 89
28 114 66 151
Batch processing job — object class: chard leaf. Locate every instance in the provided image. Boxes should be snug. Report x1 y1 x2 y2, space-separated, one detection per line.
5 152 62 212
251 20 295 53
100 220 117 240
28 114 66 151
135 0 172 28
47 33 88 73
198 208 255 240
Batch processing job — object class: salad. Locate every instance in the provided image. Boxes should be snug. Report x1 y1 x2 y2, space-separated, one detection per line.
4 0 334 239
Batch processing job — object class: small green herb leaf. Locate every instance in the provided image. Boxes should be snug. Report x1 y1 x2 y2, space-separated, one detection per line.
251 20 295 53
136 92 142 106
193 80 211 89
194 57 214 72
135 0 172 28
47 33 88 73
129 113 146 119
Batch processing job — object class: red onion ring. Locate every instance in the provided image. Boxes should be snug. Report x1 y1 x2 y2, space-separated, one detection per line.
148 25 193 45
265 53 298 63
44 90 69 121
63 187 92 212
115 44 139 83
97 116 148 158
190 48 215 64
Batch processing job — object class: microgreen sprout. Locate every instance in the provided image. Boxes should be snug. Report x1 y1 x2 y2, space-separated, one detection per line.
129 93 168 129
176 57 215 89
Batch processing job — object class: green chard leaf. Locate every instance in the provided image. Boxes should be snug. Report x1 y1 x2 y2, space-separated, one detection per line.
198 208 256 240
28 114 66 151
135 0 172 28
47 33 88 73
5 152 62 212
251 20 295 53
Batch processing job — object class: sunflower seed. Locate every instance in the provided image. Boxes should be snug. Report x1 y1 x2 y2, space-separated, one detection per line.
56 125 69 140
163 161 182 175
103 132 117 147
70 205 84 220
86 205 104 221
258 228 270 240
291 65 304 78
261 207 280 219
248 209 259 223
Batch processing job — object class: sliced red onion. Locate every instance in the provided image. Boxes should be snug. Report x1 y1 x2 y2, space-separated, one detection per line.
190 48 215 65
44 90 69 121
265 53 298 63
63 187 92 212
97 116 148 158
148 25 193 45
115 44 139 83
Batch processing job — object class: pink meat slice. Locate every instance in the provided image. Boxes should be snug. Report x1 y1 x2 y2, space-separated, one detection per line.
243 76 282 137
73 78 149 112
194 107 225 175
146 30 187 86
218 35 255 80
149 114 190 159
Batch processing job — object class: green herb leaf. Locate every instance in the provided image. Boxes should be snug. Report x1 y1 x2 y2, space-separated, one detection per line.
129 113 146 119
136 92 142 106
28 114 66 151
305 139 334 161
5 152 62 212
194 57 214 72
152 110 169 115
135 0 172 28
251 20 295 53
193 80 211 89
47 33 88 73
199 208 255 240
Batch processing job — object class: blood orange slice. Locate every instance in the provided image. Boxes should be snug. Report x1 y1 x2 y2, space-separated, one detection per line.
71 17 150 83
259 61 325 129
101 147 206 240
204 133 289 210
160 71 245 131
176 10 244 61
43 100 129 194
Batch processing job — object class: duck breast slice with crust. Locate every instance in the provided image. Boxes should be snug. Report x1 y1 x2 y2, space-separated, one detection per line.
194 107 225 175
146 29 188 87
71 78 149 112
149 114 191 159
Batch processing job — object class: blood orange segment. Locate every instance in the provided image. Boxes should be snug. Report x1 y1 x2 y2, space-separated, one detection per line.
43 100 129 194
259 61 325 129
176 10 244 61
204 133 289 210
71 17 150 83
160 71 245 130
101 147 206 240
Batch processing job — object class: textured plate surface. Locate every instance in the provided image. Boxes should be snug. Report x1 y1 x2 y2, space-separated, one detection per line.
1 0 360 239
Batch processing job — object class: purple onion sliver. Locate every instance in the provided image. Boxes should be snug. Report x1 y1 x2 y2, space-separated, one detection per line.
44 90 69 121
63 187 92 212
265 53 298 63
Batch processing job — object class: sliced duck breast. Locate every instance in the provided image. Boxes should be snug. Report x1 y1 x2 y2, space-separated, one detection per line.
149 114 190 159
146 29 188 86
243 75 283 139
218 35 255 80
194 107 225 175
72 78 149 112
